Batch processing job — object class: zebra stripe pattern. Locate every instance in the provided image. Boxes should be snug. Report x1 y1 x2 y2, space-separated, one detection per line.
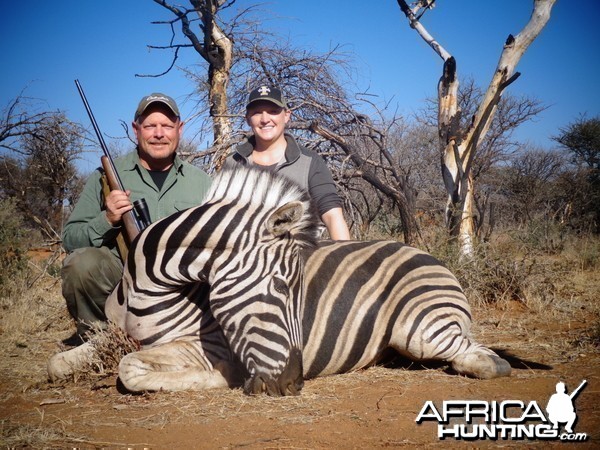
300 240 509 380
48 166 511 394
105 166 319 395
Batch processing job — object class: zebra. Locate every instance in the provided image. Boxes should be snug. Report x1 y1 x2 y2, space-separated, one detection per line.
49 166 318 395
48 166 511 395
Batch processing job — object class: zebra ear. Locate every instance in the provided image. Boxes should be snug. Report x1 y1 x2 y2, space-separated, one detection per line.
266 201 305 237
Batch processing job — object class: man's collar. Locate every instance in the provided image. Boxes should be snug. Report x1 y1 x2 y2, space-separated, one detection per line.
124 149 182 173
171 154 184 173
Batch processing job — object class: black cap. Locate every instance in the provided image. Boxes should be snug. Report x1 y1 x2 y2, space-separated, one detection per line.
246 85 287 109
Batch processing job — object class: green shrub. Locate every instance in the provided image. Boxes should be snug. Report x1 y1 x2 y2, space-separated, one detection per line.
430 231 568 309
0 198 33 295
511 219 567 255
565 235 600 271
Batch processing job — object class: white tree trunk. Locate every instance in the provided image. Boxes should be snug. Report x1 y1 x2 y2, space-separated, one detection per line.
398 0 556 257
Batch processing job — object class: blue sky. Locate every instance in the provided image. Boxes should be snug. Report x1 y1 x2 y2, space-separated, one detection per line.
2 1 599 173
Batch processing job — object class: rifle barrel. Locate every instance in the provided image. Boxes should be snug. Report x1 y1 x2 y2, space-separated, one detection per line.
75 79 146 238
569 379 587 400
74 79 126 192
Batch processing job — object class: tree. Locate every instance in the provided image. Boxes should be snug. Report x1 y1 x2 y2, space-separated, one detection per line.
500 146 565 224
419 77 547 237
0 107 83 239
1 90 56 154
553 116 600 232
146 2 422 243
396 0 556 256
147 0 234 169
554 116 600 173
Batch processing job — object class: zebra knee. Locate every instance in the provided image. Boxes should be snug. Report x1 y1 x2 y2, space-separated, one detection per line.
118 351 234 392
118 352 151 392
451 352 512 379
47 342 96 382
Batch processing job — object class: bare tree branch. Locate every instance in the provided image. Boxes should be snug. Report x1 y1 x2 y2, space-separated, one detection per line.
397 0 556 255
0 90 57 155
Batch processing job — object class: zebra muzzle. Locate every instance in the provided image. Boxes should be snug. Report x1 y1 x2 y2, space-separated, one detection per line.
243 347 304 396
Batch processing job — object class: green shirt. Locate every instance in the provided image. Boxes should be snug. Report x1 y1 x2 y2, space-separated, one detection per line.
63 150 212 256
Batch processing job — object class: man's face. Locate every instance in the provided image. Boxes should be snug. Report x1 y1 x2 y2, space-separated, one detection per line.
246 101 290 145
133 104 183 170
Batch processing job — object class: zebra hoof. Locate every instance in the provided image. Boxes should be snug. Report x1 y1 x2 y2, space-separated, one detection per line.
47 342 95 382
451 353 512 379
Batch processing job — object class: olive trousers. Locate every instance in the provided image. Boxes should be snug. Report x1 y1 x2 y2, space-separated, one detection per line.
61 247 123 337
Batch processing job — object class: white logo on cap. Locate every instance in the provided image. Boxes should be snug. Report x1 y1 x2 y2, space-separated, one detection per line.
258 86 271 96
146 95 168 102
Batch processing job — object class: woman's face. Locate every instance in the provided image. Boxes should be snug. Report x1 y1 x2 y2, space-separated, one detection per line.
246 100 291 145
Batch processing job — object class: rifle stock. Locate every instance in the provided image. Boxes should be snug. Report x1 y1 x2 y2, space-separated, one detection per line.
101 155 142 244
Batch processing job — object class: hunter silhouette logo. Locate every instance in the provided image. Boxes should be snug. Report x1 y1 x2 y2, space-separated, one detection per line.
546 380 587 434
415 379 589 441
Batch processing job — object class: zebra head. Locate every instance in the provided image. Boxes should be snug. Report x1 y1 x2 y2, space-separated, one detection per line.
207 167 320 395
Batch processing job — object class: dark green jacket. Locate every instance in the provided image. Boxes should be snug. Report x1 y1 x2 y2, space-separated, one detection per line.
63 151 211 256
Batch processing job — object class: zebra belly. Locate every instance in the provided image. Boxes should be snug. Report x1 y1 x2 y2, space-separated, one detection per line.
300 241 472 378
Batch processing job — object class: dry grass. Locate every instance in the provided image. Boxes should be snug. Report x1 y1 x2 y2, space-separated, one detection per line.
78 322 141 382
0 422 93 450
0 277 69 343
1 235 599 448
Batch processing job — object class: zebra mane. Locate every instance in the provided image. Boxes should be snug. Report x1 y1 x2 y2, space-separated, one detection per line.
205 165 321 245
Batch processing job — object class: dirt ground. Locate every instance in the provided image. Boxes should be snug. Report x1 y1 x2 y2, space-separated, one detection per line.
0 253 599 449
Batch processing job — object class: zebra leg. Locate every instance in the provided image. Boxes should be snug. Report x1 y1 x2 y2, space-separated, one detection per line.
403 322 512 379
118 340 242 392
449 344 512 379
47 342 96 381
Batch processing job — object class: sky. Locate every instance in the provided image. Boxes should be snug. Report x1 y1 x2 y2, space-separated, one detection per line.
2 0 599 174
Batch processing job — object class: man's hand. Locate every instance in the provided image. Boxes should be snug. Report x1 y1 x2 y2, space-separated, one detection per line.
105 189 134 226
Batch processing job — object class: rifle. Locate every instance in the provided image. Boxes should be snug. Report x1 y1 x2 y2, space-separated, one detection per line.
569 380 587 400
75 80 151 257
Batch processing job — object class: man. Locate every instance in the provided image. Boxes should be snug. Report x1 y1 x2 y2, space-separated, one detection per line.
61 93 211 344
225 85 351 240
546 381 580 433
